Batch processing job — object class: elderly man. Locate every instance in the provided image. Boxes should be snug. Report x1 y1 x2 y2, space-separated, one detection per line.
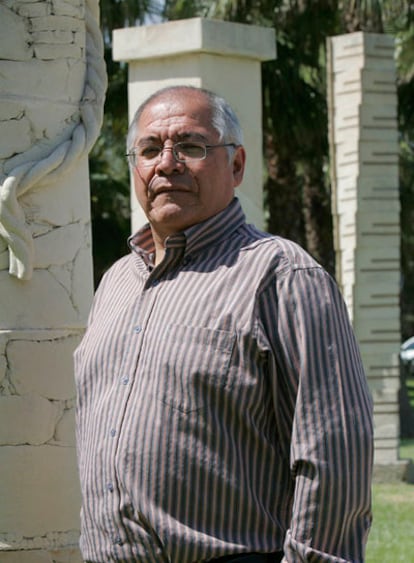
75 85 373 563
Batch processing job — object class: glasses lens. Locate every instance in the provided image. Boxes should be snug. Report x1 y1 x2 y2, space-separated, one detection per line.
175 142 206 161
129 142 207 168
138 145 162 166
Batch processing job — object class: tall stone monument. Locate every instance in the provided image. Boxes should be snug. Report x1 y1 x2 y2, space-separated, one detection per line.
0 1 106 561
327 32 403 473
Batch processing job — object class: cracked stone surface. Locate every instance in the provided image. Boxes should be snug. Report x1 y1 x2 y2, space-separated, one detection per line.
0 2 97 553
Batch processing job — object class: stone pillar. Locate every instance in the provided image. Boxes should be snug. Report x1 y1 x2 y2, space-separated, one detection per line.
0 1 106 561
327 33 403 471
113 17 276 232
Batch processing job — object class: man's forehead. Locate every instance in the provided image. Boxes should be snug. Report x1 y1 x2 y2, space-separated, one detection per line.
148 88 209 106
137 92 215 138
141 91 211 119
136 131 208 145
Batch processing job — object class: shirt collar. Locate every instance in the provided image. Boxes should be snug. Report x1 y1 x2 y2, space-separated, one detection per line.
128 197 246 261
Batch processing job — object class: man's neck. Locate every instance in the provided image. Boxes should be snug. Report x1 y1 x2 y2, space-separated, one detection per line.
154 247 165 265
151 228 169 265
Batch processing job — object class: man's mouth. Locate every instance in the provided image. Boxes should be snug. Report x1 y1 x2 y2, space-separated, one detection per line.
150 180 191 197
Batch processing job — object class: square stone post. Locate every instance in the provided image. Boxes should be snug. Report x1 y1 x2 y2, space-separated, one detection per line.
113 17 276 232
327 32 404 474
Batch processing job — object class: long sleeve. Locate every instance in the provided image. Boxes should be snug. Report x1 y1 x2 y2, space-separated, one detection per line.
266 265 373 562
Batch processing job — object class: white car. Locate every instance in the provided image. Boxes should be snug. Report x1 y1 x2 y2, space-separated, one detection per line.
400 336 414 375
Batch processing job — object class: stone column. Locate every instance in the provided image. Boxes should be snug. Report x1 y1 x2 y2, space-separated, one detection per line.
327 33 403 473
0 1 106 561
113 17 276 232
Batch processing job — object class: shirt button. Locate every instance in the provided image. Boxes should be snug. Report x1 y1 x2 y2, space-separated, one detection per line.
121 376 129 385
107 482 114 492
113 535 122 545
134 325 142 333
110 428 116 437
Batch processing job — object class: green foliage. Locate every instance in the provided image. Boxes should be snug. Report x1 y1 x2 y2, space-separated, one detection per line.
394 6 414 342
100 0 163 30
400 140 414 340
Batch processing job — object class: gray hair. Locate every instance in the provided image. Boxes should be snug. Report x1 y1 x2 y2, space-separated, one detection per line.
126 85 244 152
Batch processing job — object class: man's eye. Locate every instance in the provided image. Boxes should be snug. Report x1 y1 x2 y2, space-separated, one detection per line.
177 143 205 158
140 146 161 158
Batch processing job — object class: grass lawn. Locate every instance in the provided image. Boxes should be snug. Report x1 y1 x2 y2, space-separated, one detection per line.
365 440 414 562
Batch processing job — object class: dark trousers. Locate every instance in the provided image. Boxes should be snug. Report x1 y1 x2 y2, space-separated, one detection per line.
208 552 284 562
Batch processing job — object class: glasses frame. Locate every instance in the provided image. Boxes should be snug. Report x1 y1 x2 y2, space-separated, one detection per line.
126 141 238 168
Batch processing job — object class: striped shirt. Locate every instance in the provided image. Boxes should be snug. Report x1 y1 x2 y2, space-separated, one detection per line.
75 198 373 563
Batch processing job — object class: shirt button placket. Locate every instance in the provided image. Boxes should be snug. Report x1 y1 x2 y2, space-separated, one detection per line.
105 318 144 558
108 309 148 552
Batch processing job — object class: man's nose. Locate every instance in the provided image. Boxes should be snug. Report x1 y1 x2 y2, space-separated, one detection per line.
155 146 183 173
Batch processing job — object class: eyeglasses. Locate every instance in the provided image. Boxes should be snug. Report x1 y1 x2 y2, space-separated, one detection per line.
126 141 238 168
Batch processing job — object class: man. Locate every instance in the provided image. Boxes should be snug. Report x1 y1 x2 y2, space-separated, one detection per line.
75 85 373 563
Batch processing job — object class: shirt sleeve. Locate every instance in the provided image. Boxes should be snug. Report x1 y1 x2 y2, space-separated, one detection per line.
265 264 374 562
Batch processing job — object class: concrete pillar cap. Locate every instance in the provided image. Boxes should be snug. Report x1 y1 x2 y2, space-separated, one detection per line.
113 17 276 62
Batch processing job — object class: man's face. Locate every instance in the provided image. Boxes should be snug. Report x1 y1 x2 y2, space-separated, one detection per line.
131 90 245 241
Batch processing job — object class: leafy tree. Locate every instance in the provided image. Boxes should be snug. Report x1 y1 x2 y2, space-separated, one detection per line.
393 2 414 342
386 0 414 436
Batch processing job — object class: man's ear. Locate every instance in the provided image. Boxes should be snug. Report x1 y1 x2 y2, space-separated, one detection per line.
232 146 246 187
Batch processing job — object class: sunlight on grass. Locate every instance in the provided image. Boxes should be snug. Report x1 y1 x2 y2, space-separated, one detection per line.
366 482 414 562
366 440 414 562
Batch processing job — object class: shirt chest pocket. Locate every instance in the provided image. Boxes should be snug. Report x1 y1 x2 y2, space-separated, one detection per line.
154 324 236 414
